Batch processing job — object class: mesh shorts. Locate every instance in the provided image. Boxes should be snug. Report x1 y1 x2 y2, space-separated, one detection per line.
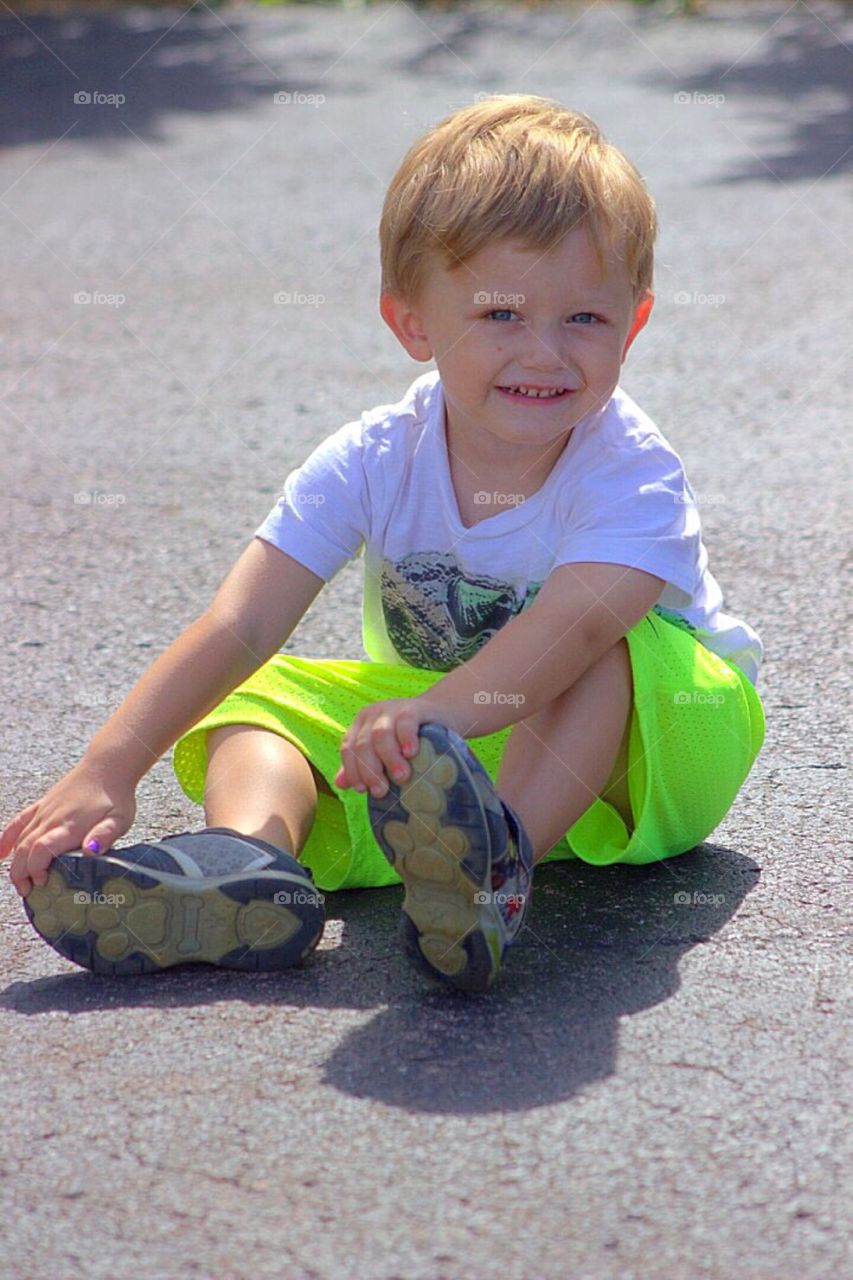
172 612 766 891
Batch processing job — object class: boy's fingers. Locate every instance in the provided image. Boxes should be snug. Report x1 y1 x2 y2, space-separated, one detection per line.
9 831 60 896
0 807 36 861
26 830 71 888
9 847 32 896
11 871 32 899
369 719 414 780
338 742 369 793
341 705 425 795
5 820 39 869
393 712 423 765
370 727 414 793
352 737 392 796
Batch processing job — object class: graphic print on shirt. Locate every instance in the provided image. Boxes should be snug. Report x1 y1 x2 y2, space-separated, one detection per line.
380 551 543 670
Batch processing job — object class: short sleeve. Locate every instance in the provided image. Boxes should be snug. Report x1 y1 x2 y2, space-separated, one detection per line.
553 440 701 598
254 417 369 581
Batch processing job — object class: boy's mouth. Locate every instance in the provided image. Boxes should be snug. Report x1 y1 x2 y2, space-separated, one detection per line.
496 384 574 402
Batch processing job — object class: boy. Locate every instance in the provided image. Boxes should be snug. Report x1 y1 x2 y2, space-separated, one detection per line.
1 95 765 993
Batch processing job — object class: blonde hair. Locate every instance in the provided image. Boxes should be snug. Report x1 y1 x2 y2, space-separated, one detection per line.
379 94 657 306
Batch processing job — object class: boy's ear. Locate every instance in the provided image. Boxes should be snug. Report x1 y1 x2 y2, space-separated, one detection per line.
380 290 434 362
622 291 654 361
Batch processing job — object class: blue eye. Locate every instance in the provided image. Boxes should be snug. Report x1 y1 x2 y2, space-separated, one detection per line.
485 309 604 325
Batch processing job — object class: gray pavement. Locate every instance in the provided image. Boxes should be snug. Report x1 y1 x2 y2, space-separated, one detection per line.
1 2 851 1277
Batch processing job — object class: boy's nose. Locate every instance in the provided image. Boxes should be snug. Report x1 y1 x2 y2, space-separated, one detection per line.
517 328 568 371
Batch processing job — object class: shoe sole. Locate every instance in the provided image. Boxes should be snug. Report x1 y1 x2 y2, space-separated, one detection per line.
368 723 511 993
24 852 324 976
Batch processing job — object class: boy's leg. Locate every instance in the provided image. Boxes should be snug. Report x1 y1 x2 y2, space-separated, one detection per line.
496 637 634 862
203 724 323 856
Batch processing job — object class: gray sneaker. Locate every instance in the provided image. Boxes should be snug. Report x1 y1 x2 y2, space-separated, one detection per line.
368 723 534 993
23 827 325 976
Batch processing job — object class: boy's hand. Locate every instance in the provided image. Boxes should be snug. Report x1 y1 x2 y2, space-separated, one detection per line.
334 696 458 799
1 761 137 897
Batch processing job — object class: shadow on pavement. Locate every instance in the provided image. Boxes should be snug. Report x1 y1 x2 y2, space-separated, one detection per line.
658 6 853 183
2 842 759 1113
0 5 344 149
5 2 850 186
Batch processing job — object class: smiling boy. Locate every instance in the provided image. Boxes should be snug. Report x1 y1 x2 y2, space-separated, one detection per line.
3 95 765 992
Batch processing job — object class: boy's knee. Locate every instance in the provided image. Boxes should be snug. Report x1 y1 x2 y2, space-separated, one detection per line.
204 724 334 798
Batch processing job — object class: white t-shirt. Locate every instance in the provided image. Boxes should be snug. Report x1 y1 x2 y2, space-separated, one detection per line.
256 370 763 685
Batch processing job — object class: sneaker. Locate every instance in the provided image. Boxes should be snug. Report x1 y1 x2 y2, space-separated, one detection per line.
368 723 534 993
23 827 325 976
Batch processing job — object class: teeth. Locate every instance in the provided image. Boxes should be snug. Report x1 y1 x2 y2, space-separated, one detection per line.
505 385 564 398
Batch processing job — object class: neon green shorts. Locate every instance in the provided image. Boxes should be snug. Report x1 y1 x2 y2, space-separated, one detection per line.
172 612 765 892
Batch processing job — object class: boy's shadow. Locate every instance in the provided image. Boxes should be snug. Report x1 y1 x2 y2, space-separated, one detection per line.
2 844 758 1114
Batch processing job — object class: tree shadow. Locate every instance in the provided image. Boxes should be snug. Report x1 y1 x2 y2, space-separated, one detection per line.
662 3 853 183
2 841 760 1114
0 3 345 149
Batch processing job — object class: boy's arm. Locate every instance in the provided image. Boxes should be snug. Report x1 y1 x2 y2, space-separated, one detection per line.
81 537 325 783
2 538 324 889
422 562 664 739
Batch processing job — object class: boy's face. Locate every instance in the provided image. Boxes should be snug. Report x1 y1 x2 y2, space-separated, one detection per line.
381 227 653 474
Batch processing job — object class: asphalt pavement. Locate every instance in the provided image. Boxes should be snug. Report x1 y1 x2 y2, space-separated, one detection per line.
1 2 851 1277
